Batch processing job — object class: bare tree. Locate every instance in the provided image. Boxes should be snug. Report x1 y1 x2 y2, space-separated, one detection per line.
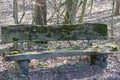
89 0 93 13
13 0 18 24
79 0 87 23
114 0 120 15
64 0 78 24
34 0 47 25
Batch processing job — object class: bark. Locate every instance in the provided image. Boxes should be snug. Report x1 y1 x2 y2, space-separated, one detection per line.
34 0 47 25
19 0 26 23
79 0 87 23
115 0 120 16
64 0 78 24
13 0 18 24
89 0 93 13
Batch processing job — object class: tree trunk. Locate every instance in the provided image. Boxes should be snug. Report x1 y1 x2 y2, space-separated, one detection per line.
64 0 78 24
115 0 120 16
89 0 93 13
13 0 18 24
79 0 87 23
34 0 47 25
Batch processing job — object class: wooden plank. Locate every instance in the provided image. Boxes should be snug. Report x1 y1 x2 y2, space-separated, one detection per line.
5 50 114 61
1 23 108 42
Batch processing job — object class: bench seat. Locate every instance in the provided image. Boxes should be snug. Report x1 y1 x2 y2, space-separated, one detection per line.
5 50 115 61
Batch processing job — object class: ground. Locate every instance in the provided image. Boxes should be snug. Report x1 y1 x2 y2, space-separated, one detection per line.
0 52 120 80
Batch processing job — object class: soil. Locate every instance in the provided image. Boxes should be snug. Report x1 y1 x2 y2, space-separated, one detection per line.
0 53 120 80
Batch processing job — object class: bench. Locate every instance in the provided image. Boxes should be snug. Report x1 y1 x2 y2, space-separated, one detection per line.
1 23 109 75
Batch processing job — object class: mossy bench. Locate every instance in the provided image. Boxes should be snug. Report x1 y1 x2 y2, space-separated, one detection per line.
1 23 109 75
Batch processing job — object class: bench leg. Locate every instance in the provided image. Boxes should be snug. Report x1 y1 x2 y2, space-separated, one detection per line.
15 60 30 75
90 54 108 68
90 54 96 65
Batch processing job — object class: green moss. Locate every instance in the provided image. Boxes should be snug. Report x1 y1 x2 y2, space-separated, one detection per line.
1 23 108 42
55 63 62 68
105 44 119 51
8 50 19 55
12 37 19 41
37 62 48 67
9 35 19 42
34 41 48 44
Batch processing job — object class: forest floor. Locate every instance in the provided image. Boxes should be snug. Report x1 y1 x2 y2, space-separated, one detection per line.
0 0 120 80
0 52 120 80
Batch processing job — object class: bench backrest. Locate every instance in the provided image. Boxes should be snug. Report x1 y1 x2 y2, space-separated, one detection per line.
1 23 108 43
